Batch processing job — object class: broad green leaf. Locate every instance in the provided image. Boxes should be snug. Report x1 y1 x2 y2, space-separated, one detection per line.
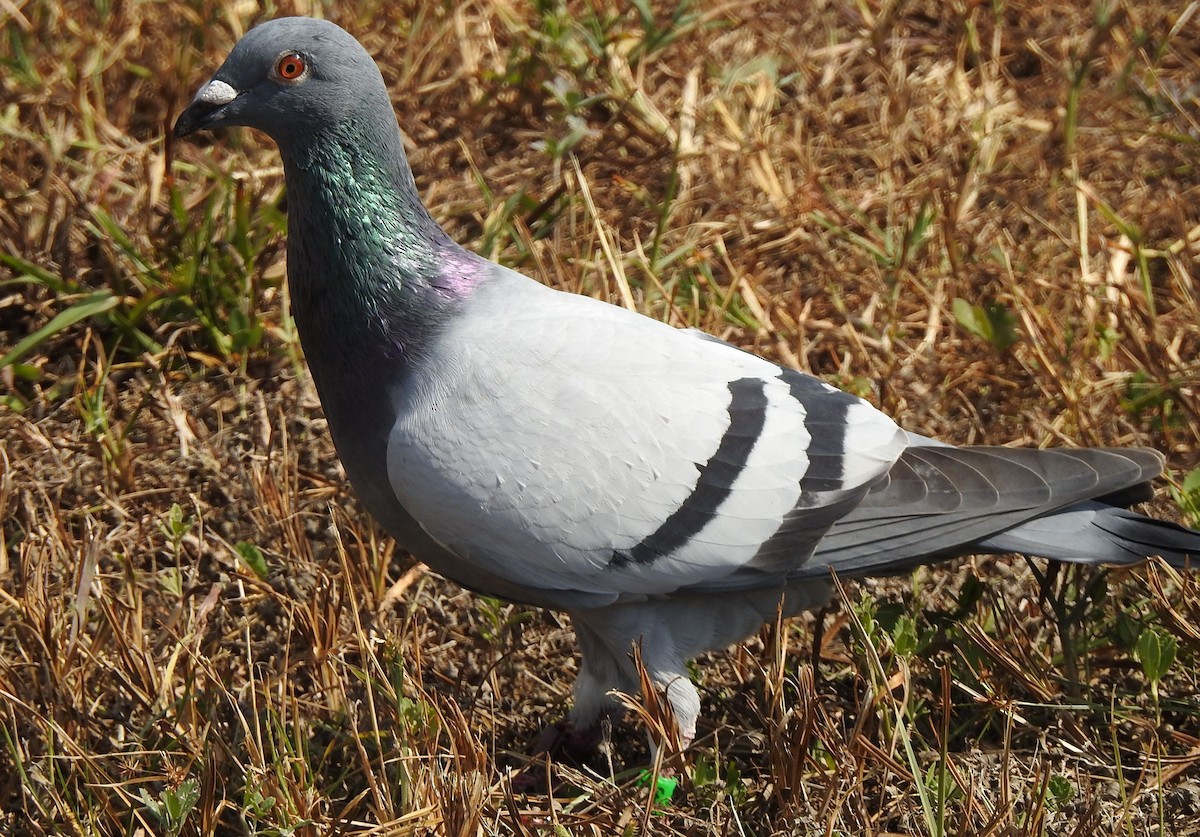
235 541 269 579
1135 627 1177 686
893 614 918 658
1047 774 1075 809
953 298 1019 353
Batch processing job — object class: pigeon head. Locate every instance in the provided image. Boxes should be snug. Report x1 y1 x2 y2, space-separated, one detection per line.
174 16 483 378
174 17 391 155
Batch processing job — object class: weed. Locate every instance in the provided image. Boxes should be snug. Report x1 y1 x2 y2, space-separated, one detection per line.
139 779 200 837
953 297 1021 354
1170 468 1200 528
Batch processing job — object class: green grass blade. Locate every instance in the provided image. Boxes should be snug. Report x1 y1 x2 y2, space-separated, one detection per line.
0 291 118 370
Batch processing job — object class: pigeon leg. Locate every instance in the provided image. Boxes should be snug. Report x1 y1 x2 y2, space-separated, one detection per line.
570 609 700 753
568 616 639 739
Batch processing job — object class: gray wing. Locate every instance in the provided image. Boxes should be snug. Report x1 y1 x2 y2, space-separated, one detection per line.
385 269 906 606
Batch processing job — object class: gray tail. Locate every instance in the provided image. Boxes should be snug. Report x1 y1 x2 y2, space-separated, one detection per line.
978 503 1199 567
808 445 1199 577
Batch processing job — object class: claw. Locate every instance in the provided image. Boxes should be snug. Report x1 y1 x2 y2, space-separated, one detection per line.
511 717 609 793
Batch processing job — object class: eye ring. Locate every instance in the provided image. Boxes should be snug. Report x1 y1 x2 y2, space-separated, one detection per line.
274 52 308 82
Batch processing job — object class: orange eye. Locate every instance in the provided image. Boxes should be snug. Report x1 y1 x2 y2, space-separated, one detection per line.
276 52 307 81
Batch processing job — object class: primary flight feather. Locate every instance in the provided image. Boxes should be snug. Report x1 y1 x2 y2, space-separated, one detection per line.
175 16 1200 751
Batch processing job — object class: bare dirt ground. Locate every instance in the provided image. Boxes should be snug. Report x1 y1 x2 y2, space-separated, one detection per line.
2 1 1199 834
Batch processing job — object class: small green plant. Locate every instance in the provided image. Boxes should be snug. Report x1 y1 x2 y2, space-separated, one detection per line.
1170 468 1200 528
158 503 193 555
1119 371 1181 423
1135 626 1177 705
691 751 718 791
534 75 604 161
845 587 946 837
1047 773 1076 810
154 503 195 597
691 752 749 808
924 760 962 816
892 613 920 659
139 778 199 837
235 540 270 579
1114 609 1144 651
953 298 1020 354
75 375 122 481
1024 563 1112 697
1135 623 1177 830
240 783 278 831
1094 322 1120 362
474 596 533 646
627 0 701 61
850 591 883 654
721 758 748 808
811 198 937 279
163 176 285 360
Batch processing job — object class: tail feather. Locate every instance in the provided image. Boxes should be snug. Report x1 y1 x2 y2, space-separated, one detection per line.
801 445 1197 577
979 503 1200 568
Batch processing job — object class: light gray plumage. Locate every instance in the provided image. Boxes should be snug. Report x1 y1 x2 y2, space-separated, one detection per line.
175 17 1200 751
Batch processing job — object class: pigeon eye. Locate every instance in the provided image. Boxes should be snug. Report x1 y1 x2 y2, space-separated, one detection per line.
275 52 307 81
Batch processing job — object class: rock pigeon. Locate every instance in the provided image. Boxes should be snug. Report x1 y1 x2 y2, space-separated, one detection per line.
175 16 1200 753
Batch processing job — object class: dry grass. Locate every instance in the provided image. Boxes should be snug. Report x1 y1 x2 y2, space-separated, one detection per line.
3 0 1200 833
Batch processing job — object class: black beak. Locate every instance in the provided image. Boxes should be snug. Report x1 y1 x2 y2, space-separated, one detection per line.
173 101 218 139
173 79 240 138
